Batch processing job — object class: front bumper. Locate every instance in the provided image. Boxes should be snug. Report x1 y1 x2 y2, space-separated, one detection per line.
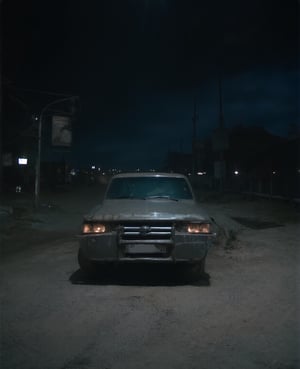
78 231 213 264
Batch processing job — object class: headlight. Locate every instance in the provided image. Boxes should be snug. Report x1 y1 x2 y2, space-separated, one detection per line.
82 222 106 234
187 223 211 234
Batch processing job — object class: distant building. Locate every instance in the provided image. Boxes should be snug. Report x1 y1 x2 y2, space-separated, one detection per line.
221 124 299 197
165 151 193 174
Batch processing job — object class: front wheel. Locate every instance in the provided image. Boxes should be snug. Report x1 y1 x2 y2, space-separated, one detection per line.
182 257 208 283
78 248 97 276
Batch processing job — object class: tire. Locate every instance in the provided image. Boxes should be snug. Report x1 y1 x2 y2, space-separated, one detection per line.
78 248 97 276
182 257 208 282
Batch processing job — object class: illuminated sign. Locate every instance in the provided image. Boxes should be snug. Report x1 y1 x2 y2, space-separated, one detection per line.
18 158 28 165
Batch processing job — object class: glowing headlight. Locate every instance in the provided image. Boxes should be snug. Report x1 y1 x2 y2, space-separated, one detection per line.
82 223 106 234
187 223 211 234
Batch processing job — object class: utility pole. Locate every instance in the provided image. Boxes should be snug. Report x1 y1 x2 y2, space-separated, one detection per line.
0 0 3 193
192 98 198 175
212 73 228 192
217 73 228 192
218 74 224 192
218 73 224 129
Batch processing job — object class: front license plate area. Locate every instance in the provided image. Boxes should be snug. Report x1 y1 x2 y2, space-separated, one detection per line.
126 244 166 254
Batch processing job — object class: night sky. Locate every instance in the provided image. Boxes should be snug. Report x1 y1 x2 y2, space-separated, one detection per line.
3 0 298 169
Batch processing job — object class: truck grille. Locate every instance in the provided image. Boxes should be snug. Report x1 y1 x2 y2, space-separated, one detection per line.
118 222 174 258
120 223 173 242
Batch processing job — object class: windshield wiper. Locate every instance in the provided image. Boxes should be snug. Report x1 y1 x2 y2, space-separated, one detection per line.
145 195 178 201
110 196 146 200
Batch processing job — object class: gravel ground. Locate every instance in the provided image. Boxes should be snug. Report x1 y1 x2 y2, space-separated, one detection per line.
0 186 299 369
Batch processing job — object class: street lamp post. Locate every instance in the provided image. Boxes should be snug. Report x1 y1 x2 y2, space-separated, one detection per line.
34 96 78 208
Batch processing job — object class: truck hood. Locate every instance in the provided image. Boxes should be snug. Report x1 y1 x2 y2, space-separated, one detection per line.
84 199 210 222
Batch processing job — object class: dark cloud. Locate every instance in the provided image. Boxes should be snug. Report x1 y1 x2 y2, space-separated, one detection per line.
3 0 298 169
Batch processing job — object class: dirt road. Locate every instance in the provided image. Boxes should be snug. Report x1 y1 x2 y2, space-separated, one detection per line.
0 189 299 369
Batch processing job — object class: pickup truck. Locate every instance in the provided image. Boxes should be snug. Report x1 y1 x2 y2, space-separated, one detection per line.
78 172 215 278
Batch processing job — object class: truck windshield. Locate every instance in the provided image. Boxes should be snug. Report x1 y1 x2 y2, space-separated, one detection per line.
106 177 193 200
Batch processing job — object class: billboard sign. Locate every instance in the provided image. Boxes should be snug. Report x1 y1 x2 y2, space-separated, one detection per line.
52 115 72 147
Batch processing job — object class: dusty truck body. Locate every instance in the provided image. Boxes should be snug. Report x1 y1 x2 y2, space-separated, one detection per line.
78 172 215 276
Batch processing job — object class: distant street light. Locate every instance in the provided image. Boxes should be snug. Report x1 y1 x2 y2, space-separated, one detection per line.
34 96 78 208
